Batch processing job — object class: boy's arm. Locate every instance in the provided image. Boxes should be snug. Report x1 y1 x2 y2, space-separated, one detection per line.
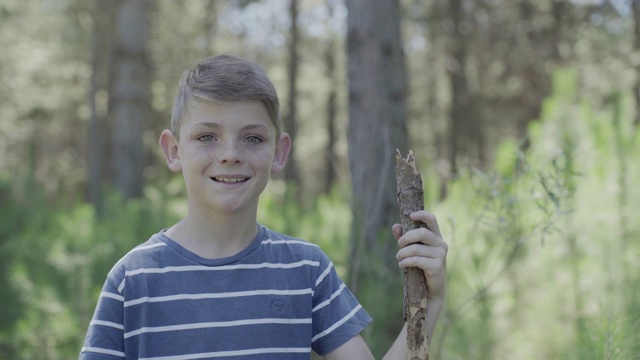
385 210 447 358
325 294 444 360
325 210 447 360
384 210 449 360
323 335 374 360
382 295 446 359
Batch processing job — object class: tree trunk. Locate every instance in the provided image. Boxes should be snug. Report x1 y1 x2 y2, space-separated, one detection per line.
323 2 337 194
202 0 218 55
284 0 301 192
424 0 449 200
446 0 478 176
346 0 409 355
111 0 151 199
87 0 104 212
633 0 640 126
396 150 429 360
87 0 116 213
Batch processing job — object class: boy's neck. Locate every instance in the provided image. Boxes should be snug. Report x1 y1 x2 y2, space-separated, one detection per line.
166 209 259 260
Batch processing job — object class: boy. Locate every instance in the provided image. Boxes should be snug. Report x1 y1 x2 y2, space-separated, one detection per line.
80 54 447 359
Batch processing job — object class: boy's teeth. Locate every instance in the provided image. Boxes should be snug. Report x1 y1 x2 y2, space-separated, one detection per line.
215 177 247 183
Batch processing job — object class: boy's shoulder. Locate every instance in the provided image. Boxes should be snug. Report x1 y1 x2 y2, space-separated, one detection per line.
104 231 169 277
260 226 319 248
259 226 329 260
107 227 331 276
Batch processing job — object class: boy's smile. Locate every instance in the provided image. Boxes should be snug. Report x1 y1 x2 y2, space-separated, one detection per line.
213 177 249 184
160 99 290 217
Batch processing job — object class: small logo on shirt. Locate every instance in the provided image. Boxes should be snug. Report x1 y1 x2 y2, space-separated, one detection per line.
269 299 290 316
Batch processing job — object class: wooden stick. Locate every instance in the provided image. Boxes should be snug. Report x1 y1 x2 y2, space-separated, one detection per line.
395 149 429 360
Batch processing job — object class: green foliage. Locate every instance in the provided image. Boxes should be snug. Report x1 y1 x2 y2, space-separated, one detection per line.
0 184 181 360
432 69 640 359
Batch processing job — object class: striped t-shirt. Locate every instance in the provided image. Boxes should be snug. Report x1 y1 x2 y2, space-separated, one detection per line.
79 225 372 359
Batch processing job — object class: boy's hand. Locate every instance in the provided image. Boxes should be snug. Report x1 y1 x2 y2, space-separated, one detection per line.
392 210 447 300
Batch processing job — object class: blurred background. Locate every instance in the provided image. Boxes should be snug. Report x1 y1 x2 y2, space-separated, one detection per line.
1 0 639 359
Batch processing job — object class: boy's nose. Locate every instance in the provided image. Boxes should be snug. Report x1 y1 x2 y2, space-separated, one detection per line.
219 140 242 164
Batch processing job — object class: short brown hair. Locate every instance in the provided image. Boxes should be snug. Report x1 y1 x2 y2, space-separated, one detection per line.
171 54 281 139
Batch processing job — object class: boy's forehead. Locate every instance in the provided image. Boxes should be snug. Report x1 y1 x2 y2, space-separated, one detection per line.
181 99 276 131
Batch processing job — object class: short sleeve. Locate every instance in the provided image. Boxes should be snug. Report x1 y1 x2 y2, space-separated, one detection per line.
310 252 372 355
79 269 126 360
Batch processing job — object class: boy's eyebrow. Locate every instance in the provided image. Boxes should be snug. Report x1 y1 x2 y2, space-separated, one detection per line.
191 122 221 130
192 122 271 132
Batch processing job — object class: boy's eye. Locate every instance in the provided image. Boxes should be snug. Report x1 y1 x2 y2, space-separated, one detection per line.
245 136 264 145
197 134 215 142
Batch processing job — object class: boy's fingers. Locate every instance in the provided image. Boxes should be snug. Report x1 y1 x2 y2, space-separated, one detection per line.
396 243 447 261
398 255 445 275
409 210 441 237
396 243 447 299
397 227 445 249
392 223 403 240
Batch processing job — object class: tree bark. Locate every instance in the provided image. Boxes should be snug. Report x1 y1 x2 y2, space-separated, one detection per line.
633 0 640 126
323 38 337 194
323 0 338 194
87 0 106 213
395 150 429 360
202 0 218 55
88 0 117 212
446 0 477 175
111 0 151 199
346 0 409 355
284 0 301 191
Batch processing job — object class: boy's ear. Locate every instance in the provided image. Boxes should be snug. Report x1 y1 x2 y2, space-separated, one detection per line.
159 129 182 172
271 132 291 174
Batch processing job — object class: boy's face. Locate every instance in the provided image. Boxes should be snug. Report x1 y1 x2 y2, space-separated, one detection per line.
160 99 290 215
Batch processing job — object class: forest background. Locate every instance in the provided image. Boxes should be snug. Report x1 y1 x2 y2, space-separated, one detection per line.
1 0 639 359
